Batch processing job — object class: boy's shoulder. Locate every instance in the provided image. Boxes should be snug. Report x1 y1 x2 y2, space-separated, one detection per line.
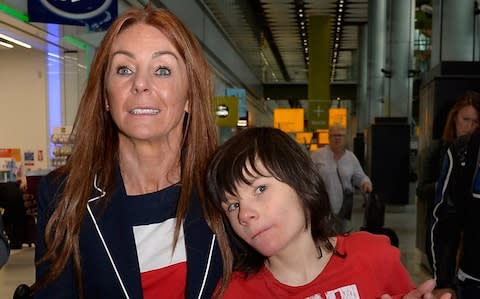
222 270 269 297
340 231 392 250
337 232 400 268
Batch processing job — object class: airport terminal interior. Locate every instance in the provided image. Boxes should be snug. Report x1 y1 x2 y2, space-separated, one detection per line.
1 0 480 298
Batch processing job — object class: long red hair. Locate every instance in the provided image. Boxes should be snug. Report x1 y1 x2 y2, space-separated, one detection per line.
442 90 480 142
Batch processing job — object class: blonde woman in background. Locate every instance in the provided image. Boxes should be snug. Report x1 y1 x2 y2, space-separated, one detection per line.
311 124 372 233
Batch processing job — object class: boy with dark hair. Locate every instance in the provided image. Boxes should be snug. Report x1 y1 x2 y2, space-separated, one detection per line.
207 127 449 299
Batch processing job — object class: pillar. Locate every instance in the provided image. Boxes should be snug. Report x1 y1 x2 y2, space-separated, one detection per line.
431 0 477 67
366 0 387 123
356 24 369 132
387 0 415 120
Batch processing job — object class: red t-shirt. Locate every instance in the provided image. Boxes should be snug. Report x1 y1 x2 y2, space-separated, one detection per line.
222 232 414 299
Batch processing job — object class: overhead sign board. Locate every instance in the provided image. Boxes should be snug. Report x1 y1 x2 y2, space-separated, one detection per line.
273 108 304 132
226 88 247 119
307 100 329 130
28 0 117 31
328 108 347 128
214 96 238 127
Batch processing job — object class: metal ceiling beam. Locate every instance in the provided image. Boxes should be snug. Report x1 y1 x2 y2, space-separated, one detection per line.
264 82 358 101
237 0 291 81
294 0 309 69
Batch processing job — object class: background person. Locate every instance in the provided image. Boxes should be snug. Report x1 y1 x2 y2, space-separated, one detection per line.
417 90 480 270
311 124 372 233
32 6 228 299
0 181 27 250
430 129 480 299
0 213 9 269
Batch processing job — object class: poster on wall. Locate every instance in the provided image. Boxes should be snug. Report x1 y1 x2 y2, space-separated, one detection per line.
0 148 21 162
24 151 35 167
0 148 21 182
27 0 117 31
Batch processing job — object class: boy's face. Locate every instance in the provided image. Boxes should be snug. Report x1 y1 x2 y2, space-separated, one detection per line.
222 160 311 258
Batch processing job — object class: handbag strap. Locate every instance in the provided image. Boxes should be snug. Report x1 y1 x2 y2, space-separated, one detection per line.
336 163 345 193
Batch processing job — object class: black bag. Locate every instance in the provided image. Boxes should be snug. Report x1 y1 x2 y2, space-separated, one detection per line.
335 165 354 221
338 190 354 221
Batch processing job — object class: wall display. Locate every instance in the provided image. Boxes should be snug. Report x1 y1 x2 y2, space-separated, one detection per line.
0 149 21 182
24 151 35 168
50 126 73 168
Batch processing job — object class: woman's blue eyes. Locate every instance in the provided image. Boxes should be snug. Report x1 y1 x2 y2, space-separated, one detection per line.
155 67 171 76
117 66 132 75
115 65 171 76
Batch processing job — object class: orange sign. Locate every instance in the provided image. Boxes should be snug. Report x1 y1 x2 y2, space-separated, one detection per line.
273 108 304 132
328 108 347 128
317 129 329 144
295 132 313 145
0 148 21 161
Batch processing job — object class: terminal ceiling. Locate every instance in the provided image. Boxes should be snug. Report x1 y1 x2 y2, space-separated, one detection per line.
202 0 369 102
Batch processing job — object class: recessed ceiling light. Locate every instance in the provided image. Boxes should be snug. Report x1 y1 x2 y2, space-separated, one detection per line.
0 33 31 48
0 41 13 48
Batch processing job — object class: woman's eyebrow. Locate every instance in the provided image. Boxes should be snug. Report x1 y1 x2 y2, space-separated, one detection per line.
152 50 179 61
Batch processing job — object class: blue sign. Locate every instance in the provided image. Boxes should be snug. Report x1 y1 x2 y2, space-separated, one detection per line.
226 88 247 119
28 0 117 32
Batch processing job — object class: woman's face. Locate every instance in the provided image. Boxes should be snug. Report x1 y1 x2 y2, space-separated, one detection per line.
106 23 189 144
328 127 346 154
455 105 479 137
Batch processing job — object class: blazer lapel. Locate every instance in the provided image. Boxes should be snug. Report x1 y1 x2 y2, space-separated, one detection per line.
87 173 143 298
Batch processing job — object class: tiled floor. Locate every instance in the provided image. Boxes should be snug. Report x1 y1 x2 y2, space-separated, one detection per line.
0 247 35 299
0 190 431 299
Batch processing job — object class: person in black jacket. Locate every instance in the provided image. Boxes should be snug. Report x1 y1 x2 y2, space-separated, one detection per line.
0 213 9 269
0 182 27 249
430 131 480 299
418 91 480 271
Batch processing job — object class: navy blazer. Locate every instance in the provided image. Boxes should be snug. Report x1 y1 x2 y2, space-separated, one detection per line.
34 171 222 299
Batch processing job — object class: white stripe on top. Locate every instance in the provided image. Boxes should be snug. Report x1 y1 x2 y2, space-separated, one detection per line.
133 218 186 273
